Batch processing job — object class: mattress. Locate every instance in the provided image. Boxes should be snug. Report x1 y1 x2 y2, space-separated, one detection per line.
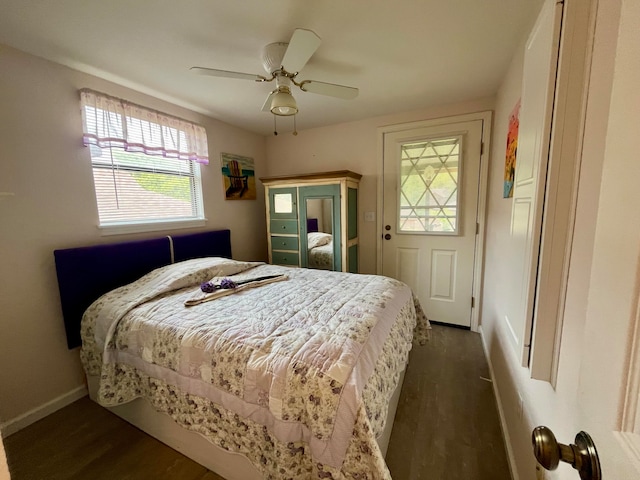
80 257 429 479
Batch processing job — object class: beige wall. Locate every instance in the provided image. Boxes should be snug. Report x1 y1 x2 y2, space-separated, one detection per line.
0 44 267 427
479 30 537 478
0 434 8 480
479 0 621 478
265 97 495 274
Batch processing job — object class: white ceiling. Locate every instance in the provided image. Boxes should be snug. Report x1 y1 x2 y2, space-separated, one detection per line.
0 0 543 136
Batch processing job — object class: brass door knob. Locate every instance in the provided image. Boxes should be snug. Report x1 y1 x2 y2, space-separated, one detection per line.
384 233 391 240
532 426 601 480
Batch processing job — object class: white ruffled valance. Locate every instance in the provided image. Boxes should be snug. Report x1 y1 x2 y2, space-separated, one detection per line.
79 89 209 164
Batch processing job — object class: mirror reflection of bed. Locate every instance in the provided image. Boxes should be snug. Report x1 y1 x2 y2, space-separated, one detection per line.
305 197 335 270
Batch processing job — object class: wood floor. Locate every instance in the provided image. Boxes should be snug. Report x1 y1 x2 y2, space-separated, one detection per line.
385 325 511 479
4 325 511 479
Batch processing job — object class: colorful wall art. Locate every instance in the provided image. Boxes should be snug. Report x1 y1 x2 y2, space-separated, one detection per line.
221 153 256 200
504 100 520 198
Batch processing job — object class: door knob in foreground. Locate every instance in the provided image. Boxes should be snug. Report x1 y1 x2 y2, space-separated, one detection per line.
384 233 391 240
532 426 601 480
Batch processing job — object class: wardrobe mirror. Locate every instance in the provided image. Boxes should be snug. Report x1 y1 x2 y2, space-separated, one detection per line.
305 197 335 271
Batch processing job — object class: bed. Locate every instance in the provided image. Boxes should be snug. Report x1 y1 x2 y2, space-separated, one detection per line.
307 231 334 270
54 229 429 479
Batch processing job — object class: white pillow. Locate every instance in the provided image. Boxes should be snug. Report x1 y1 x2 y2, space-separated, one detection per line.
307 232 332 249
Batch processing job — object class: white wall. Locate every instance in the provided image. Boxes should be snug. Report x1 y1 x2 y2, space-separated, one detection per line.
479 0 622 478
265 97 495 274
0 44 268 428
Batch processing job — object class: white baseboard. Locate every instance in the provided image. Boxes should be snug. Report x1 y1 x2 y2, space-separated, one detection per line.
478 325 519 480
0 385 88 438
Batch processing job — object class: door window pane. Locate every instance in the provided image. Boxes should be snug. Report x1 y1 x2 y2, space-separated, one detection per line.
398 136 461 234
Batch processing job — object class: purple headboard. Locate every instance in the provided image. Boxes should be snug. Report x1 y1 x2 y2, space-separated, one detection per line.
307 218 319 233
54 229 232 349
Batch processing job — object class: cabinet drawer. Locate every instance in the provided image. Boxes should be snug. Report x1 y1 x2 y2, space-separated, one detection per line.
270 219 298 234
271 236 299 251
272 251 299 266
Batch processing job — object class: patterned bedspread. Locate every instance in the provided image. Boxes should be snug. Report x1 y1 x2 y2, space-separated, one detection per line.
80 258 429 479
308 242 334 270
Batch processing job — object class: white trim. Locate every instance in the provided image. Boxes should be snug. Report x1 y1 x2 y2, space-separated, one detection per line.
616 432 640 473
473 113 492 333
99 218 206 236
620 264 640 451
478 325 520 480
0 385 88 438
376 111 492 332
528 0 597 384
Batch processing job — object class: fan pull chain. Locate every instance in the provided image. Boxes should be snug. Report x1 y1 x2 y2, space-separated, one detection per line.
293 115 298 136
273 115 278 136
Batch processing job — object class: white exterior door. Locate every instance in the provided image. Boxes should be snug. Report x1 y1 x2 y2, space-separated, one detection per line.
381 119 483 328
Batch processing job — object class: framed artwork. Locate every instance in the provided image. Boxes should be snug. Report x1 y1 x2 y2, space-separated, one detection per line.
504 99 520 198
220 153 256 200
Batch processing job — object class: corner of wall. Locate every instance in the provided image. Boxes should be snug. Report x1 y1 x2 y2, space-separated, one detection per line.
0 385 88 437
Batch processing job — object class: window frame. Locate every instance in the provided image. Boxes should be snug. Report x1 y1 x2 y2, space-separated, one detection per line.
79 89 208 235
87 145 206 236
396 135 463 236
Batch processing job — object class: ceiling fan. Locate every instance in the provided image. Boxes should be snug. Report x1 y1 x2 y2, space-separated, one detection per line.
191 29 359 119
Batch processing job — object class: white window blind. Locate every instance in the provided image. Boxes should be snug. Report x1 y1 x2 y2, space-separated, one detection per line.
79 89 208 229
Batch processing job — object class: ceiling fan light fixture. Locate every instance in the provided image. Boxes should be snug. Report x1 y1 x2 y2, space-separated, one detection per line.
270 87 298 116
191 28 359 129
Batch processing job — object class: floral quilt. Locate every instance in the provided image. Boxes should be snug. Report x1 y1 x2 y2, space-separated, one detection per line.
308 242 334 270
81 258 429 479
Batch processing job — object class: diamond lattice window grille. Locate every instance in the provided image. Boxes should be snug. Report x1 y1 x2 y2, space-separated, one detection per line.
398 136 461 234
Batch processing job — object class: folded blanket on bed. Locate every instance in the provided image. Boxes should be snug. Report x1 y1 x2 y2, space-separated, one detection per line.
184 274 287 306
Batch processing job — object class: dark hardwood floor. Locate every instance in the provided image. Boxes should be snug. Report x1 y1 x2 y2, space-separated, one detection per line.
4 325 511 479
385 325 511 479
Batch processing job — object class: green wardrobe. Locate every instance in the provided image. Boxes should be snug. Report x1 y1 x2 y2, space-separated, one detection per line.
260 171 361 273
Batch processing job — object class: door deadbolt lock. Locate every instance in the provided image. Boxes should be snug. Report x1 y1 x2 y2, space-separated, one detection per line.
385 225 391 231
532 426 601 480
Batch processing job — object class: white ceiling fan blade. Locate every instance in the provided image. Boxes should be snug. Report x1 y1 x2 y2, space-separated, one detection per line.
261 91 277 112
281 29 321 73
299 80 359 100
190 67 266 82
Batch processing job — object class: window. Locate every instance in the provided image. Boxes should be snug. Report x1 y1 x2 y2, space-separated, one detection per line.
398 136 461 234
79 89 209 233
